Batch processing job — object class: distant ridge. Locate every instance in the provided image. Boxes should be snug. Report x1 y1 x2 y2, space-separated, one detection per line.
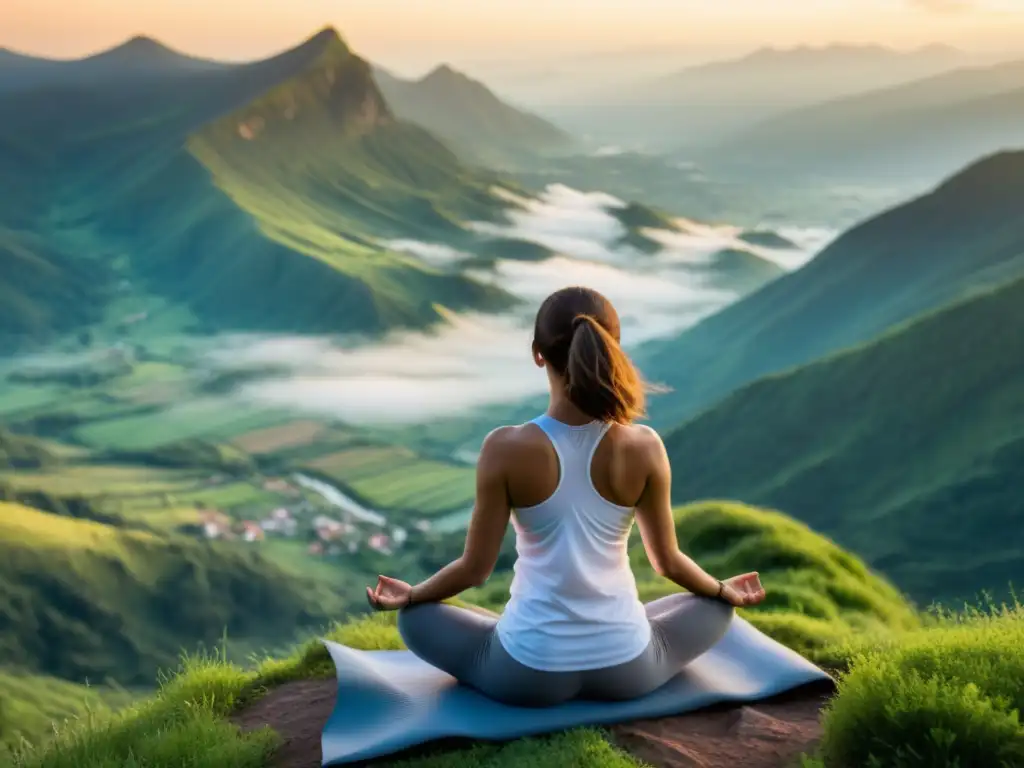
0 33 227 92
374 60 571 165
704 55 1024 181
732 42 961 66
554 41 966 150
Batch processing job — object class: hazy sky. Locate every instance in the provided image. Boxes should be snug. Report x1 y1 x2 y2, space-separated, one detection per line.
4 0 1024 74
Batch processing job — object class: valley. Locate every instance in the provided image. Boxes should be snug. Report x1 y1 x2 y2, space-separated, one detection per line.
2 11 1024 768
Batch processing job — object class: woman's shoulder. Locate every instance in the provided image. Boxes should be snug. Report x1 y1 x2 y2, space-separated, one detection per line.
606 422 667 467
479 423 551 460
608 421 662 448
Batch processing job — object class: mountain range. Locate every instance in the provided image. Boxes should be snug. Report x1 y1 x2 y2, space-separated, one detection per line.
705 56 1024 182
542 43 966 149
0 29 531 351
373 64 570 165
0 36 226 92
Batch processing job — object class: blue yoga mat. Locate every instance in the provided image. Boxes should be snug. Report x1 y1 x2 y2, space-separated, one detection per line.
320 617 833 766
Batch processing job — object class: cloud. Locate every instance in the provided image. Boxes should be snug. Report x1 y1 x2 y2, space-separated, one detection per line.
198 184 836 427
470 183 633 263
384 240 473 266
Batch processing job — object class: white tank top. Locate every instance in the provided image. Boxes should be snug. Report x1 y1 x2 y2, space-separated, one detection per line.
495 414 651 671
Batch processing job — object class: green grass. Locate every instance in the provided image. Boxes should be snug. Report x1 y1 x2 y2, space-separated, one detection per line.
0 465 202 496
170 483 279 512
8 592 1021 768
0 496 1016 768
0 502 340 687
662 273 1024 606
0 457 275 532
806 602 1024 767
2 611 645 768
0 386 68 419
0 669 133 752
72 402 294 451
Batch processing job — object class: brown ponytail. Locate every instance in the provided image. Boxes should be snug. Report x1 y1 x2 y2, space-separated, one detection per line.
533 287 654 423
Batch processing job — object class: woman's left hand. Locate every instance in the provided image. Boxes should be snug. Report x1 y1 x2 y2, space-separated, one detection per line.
366 575 413 611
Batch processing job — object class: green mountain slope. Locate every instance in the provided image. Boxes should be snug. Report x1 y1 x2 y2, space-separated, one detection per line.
0 28 516 349
707 57 1024 181
0 228 106 343
0 501 337 686
374 64 571 166
662 273 1024 605
636 151 1024 427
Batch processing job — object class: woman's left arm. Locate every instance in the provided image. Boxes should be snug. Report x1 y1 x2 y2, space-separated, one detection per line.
403 428 514 605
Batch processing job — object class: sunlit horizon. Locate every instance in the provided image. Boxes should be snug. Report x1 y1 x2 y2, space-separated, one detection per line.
5 0 1024 77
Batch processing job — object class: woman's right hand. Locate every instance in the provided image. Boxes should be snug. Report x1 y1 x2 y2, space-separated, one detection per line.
719 572 766 607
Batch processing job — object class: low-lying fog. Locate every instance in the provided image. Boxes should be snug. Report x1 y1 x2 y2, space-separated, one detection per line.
200 185 835 425
2 184 836 429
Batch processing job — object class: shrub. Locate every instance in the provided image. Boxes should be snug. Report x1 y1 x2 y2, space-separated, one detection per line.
815 603 1024 767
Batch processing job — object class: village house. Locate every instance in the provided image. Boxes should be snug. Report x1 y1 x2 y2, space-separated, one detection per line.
239 521 265 542
198 509 234 540
313 515 355 542
368 533 391 554
260 507 297 537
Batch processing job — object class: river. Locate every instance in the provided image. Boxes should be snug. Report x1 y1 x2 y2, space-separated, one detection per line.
294 473 388 527
294 472 472 535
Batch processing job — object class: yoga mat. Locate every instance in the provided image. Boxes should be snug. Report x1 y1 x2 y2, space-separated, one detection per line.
321 617 833 766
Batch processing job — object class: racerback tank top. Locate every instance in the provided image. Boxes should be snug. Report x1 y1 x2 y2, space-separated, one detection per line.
495 414 651 671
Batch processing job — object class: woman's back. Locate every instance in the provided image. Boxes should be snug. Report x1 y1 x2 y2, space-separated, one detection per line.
495 414 653 671
373 286 764 708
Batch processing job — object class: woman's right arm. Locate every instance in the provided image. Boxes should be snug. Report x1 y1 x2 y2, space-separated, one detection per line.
633 428 724 599
634 429 766 607
630 430 720 598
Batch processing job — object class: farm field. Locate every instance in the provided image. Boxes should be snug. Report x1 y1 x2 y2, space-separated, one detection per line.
301 445 476 518
73 400 296 452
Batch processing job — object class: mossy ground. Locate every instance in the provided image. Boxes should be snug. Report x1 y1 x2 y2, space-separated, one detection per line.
4 501 1019 767
5 602 1022 768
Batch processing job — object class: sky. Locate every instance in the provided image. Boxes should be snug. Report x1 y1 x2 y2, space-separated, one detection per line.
4 0 1024 75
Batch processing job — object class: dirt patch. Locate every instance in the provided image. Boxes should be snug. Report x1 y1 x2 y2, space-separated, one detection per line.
607 681 835 768
234 679 337 768
233 678 834 768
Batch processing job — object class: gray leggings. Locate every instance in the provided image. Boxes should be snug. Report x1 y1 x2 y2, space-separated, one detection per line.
397 593 734 707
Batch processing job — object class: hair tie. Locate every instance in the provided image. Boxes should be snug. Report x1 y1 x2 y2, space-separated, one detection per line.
572 315 589 332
